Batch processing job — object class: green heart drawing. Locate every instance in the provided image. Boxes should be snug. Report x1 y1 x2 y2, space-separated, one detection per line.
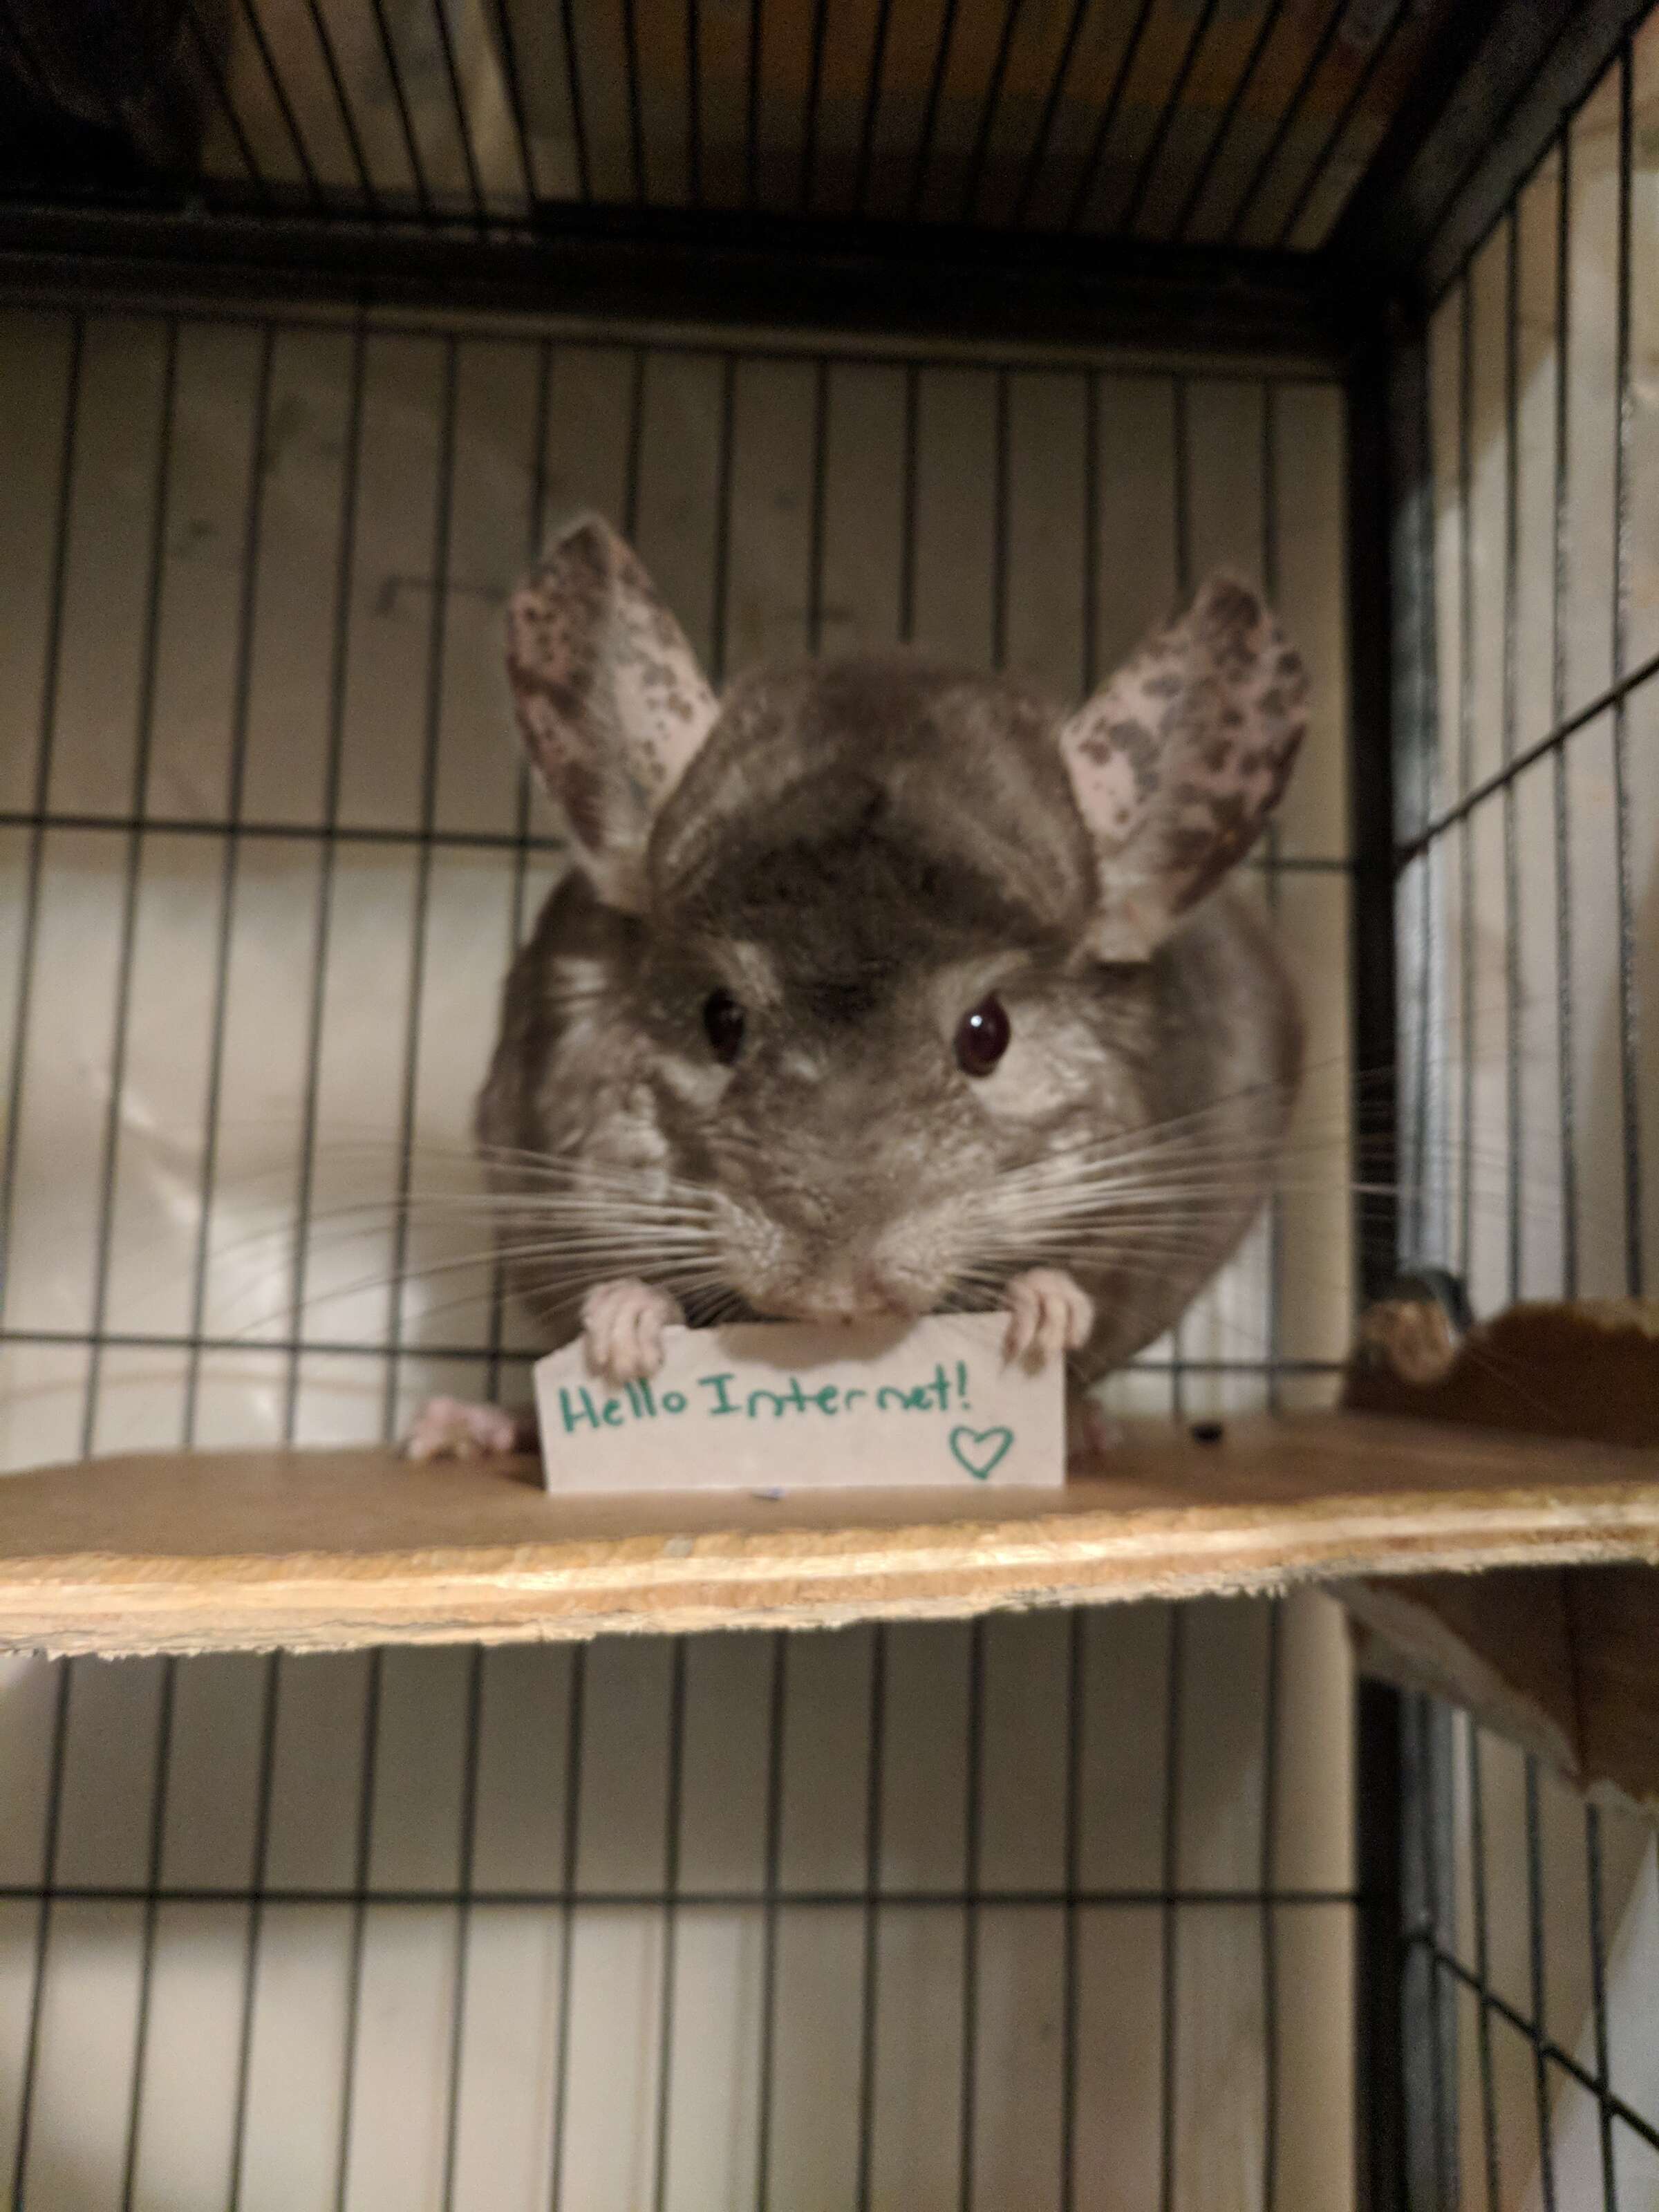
949 1425 1014 1481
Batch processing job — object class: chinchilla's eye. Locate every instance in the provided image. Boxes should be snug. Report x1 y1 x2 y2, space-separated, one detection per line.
702 988 746 1065
955 993 1010 1076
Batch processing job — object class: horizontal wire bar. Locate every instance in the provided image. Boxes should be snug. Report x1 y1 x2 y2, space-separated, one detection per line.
0 809 1353 872
1396 643 1659 862
0 1329 1347 1376
1412 1936 1659 2158
0 809 563 855
0 1882 1361 1911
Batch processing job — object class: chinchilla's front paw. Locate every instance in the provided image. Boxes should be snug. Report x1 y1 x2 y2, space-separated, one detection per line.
1001 1268 1095 1369
405 1397 532 1461
581 1278 684 1384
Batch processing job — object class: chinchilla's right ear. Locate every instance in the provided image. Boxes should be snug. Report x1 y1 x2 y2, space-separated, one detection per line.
505 515 720 911
1056 574 1307 962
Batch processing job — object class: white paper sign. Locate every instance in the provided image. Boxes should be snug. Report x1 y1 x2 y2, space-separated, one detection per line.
533 1313 1064 1494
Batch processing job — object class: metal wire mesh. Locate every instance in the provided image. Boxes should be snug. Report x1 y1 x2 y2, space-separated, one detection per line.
1388 14 1659 2207
0 303 1358 2204
0 0 1444 252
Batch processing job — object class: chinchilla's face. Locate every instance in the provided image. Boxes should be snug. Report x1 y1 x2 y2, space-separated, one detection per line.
500 517 1306 1328
626 659 1161 1322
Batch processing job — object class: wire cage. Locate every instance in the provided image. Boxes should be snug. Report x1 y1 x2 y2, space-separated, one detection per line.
0 3 1654 2209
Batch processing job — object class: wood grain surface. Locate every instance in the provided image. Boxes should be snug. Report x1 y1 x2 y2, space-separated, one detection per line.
2 1410 1656 1656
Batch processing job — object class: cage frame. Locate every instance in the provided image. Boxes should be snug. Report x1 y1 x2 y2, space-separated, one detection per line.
1 2 1657 2206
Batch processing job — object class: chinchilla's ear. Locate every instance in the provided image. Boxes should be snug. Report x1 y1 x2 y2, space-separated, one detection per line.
506 514 719 910
1056 574 1307 961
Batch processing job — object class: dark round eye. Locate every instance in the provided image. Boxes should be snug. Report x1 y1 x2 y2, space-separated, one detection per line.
702 988 746 1065
955 993 1010 1076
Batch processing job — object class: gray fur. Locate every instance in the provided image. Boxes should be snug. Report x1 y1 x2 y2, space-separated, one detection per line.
479 584 1303 1382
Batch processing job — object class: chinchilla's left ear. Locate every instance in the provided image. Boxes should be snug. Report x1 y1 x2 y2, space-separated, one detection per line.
1056 574 1307 961
505 514 720 911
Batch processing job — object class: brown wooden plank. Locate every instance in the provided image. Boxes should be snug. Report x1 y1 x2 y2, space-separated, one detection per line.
1 1409 1656 1656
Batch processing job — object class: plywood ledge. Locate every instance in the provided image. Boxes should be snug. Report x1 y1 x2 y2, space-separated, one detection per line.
1 1412 1657 1656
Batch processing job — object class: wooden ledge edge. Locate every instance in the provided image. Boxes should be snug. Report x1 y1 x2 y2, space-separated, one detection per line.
3 1478 1658 1658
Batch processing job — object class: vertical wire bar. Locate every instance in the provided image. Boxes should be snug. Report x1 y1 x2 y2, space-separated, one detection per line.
1116 0 1225 238
1062 0 1159 234
106 317 214 2212
174 0 274 203
1170 375 1190 1421
0 314 83 1327
991 368 1009 675
438 1642 486 2212
330 1650 386 2212
1407 330 1438 1265
336 332 463 2212
1609 36 1644 1295
488 0 540 209
79 317 180 1453
709 353 738 687
1353 319 1405 2209
1262 381 1285 1391
852 1625 888 2212
1169 0 1290 243
485 336 554 1412
117 1660 179 2211
301 0 382 212
1585 1805 1621 2211
1057 1611 1085 2212
898 366 919 648
1419 1698 1457 2210
1259 1602 1282 2212
807 357 829 655
852 0 896 217
223 1646 285 2211
1465 1727 1505 2208
1008 0 1088 228
0 303 86 2168
7 1665 71 2212
1270 0 1412 250
744 0 762 208
1157 1608 1185 2212
958 0 1027 226
379 335 462 1444
648 1638 688 2212
957 1622 985 2212
559 0 592 203
1502 205 1523 1305
546 1644 588 2212
0 324 82 2206
798 0 831 212
1219 0 1347 246
366 0 435 218
906 0 962 223
227 0 327 206
1524 1760 1559 2210
621 0 647 200
1552 127 1578 1299
686 0 704 207
428 0 488 224
218 332 321 2194
182 324 279 1439
280 323 369 1446
1456 272 1474 1286
753 1635 789 2212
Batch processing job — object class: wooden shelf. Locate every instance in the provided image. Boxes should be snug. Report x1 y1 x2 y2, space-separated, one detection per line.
1 1411 1658 1657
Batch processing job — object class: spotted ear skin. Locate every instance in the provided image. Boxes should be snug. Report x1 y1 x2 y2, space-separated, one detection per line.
506 514 719 911
1057 574 1308 961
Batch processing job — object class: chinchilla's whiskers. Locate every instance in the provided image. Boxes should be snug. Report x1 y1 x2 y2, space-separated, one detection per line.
217 1223 720 1342
198 1183 718 1274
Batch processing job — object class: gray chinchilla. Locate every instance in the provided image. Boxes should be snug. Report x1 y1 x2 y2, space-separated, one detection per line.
408 514 1305 1460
